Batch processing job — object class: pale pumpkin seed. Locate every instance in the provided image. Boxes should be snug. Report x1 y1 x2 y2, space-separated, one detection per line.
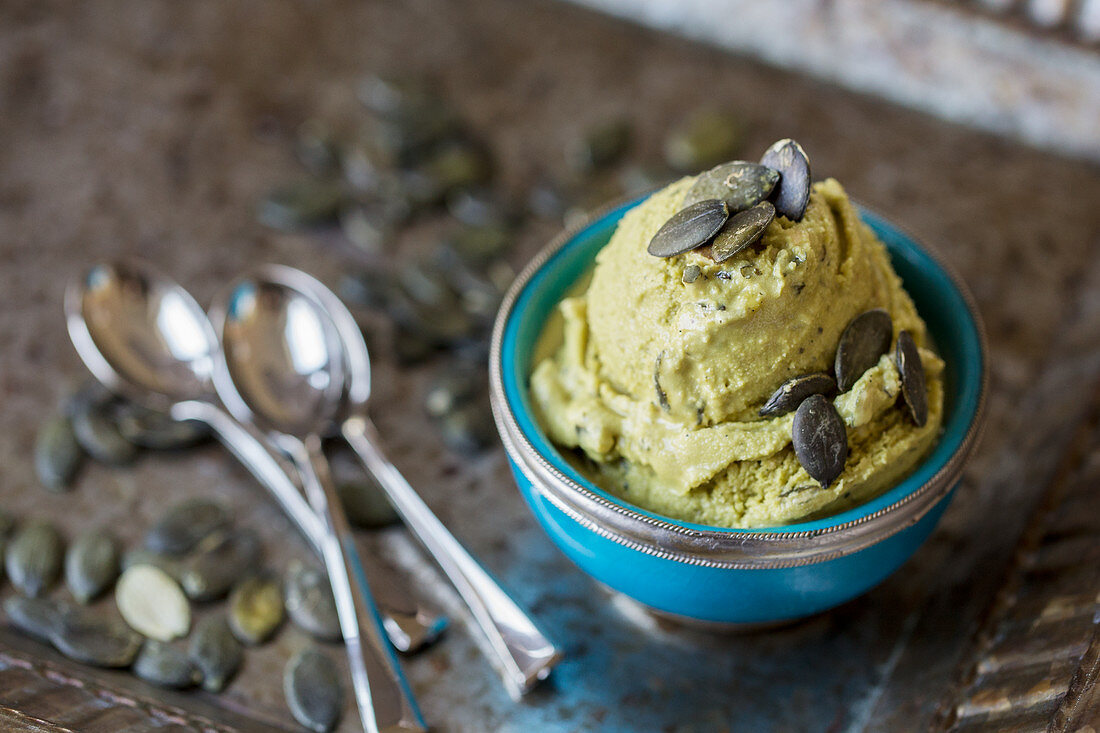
760 373 837 418
760 138 811 222
71 395 137 466
144 498 232 556
647 199 729 258
835 309 893 392
228 574 284 645
285 646 344 733
133 641 201 689
189 614 243 692
35 414 85 492
682 161 779 212
116 564 191 641
180 529 261 602
664 108 745 172
896 330 928 427
65 528 120 604
285 560 339 642
51 604 143 668
6 520 64 597
792 394 848 488
710 201 775 263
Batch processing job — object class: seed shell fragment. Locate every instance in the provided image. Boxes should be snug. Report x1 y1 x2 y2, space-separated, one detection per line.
647 199 729 258
285 560 340 642
189 615 243 693
35 414 85 492
760 138 811 222
792 394 848 488
133 641 202 689
896 330 929 427
681 161 779 212
145 499 232 556
116 564 191 641
835 309 894 392
228 575 285 645
760 373 837 417
6 520 64 597
285 647 344 733
65 528 120 604
710 201 775 263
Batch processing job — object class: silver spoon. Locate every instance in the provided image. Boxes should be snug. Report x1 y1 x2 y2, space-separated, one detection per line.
213 277 425 733
65 260 445 653
257 265 563 698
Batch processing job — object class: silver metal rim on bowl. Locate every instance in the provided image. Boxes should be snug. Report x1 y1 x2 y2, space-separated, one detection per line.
489 199 989 570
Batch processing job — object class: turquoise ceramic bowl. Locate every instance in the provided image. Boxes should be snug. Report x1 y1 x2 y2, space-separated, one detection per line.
489 197 987 626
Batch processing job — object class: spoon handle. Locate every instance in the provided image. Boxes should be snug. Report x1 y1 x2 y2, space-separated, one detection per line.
288 434 426 733
171 400 446 653
343 415 562 699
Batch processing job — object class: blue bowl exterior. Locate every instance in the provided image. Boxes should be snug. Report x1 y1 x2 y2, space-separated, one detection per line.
497 196 984 623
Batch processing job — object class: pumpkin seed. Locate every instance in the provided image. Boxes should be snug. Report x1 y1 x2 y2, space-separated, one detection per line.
144 498 232 556
896 330 928 427
4 595 64 642
568 119 632 172
258 179 346 231
664 108 745 172
792 394 848 488
446 187 507 228
180 529 261 602
710 201 775 263
189 614 243 692
121 548 183 581
647 199 729 258
449 223 512 264
51 604 143 668
285 560 339 642
835 309 893 392
682 265 701 284
338 204 392 256
682 161 779 212
759 373 837 417
111 402 208 451
65 528 120 604
35 414 84 492
285 646 344 733
133 641 201 689
228 575 284 645
6 520 64 597
423 139 493 195
424 367 482 418
116 564 191 641
760 139 811 222
337 479 399 529
71 394 137 466
437 402 495 455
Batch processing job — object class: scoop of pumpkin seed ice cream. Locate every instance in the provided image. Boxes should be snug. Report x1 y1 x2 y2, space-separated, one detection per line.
529 170 944 528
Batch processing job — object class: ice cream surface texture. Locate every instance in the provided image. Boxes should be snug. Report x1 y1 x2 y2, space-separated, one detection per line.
529 175 944 528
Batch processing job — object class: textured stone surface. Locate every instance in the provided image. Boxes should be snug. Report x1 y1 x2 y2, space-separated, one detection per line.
0 0 1099 730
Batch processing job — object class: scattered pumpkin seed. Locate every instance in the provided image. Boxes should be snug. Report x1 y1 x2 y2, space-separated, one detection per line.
664 108 745 172
133 641 202 689
759 373 837 417
760 138 811 222
111 402 208 451
338 204 391 256
51 604 143 668
682 265 701 284
70 394 137 466
35 414 84 492
682 161 779 212
568 119 632 172
65 528 120 604
446 187 508 228
4 595 63 642
189 614 243 693
116 564 191 641
180 529 262 602
423 139 493 195
144 498 232 556
258 179 347 231
337 479 399 529
647 199 729 258
449 223 512 264
710 201 775 262
835 309 893 392
437 402 495 455
896 330 928 427
285 646 344 733
6 520 63 597
792 394 848 488
228 574 284 645
424 367 483 419
285 560 340 642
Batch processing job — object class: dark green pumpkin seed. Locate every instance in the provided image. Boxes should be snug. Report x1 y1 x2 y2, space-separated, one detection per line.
449 224 512 264
65 528 120 604
423 140 493 195
835 309 893 392
682 265 701 284
35 414 85 492
760 373 837 417
285 647 344 733
71 396 137 466
896 330 928 427
111 402 208 451
6 520 64 597
145 499 232 556
710 201 775 262
228 575 284 645
180 529 261 602
664 108 745 172
682 161 779 212
51 605 143 668
133 641 201 689
285 560 340 642
792 394 848 488
258 179 346 231
337 480 399 529
568 119 632 172
760 139 811 222
189 615 243 693
647 199 729 258
4 595 64 642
